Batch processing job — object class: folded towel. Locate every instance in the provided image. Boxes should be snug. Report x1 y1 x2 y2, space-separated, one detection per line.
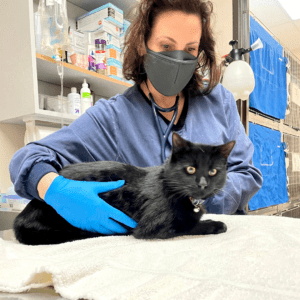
1 214 300 300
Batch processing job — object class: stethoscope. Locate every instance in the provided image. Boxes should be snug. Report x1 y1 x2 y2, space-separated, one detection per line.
144 81 179 163
144 82 207 212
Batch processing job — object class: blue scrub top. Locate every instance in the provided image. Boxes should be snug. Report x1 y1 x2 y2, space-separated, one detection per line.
9 83 263 214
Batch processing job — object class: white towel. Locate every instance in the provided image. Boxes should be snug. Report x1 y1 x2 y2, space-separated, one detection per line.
1 213 300 300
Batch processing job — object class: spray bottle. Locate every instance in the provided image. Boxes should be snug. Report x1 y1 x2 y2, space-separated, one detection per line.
221 38 263 101
81 79 91 114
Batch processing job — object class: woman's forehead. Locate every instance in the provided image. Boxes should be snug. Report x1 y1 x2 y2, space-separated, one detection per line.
150 10 202 42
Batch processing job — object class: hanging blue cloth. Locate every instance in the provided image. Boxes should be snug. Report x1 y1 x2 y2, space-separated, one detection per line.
248 122 288 210
249 15 287 119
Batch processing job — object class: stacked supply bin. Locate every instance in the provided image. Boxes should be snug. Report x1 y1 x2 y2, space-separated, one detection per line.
75 3 133 84
35 3 134 84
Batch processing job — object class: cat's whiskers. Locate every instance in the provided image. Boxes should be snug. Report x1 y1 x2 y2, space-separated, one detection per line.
212 187 232 213
164 181 191 199
213 187 230 198
169 189 189 199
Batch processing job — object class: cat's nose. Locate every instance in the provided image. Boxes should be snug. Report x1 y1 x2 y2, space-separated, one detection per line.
198 176 207 190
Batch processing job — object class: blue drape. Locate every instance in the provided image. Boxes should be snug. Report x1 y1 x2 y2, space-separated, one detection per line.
249 15 287 119
248 122 288 210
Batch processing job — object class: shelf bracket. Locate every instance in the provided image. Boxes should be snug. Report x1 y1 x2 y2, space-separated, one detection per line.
23 119 37 145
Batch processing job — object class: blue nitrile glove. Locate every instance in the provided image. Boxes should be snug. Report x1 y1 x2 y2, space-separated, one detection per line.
44 175 137 234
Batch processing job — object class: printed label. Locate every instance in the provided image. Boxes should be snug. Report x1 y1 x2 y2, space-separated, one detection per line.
109 66 117 76
109 49 117 59
82 92 91 98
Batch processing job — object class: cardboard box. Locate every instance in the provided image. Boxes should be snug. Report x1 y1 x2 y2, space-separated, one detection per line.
107 58 123 78
94 31 120 48
76 3 123 32
106 44 122 62
70 53 89 70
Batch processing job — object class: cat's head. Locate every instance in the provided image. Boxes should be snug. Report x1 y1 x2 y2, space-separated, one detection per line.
163 132 236 202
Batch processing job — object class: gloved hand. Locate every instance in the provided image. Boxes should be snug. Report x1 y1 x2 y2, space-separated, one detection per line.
44 175 137 234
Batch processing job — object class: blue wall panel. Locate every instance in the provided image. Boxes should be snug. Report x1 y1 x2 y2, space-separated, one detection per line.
249 16 287 119
249 122 288 210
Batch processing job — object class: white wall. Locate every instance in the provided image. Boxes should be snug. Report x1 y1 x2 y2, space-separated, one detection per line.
0 124 26 193
211 0 233 65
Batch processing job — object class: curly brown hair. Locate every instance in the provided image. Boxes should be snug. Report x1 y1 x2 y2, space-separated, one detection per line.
122 0 221 97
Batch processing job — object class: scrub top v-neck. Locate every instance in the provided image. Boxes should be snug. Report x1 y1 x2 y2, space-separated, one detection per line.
136 84 188 132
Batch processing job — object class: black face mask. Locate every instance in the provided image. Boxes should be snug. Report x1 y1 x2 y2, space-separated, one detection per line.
143 46 199 96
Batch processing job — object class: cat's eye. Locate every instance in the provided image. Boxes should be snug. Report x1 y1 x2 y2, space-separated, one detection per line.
208 169 217 176
186 166 196 174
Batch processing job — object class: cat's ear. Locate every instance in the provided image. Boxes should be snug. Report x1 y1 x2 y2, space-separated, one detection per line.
172 132 188 152
218 140 236 159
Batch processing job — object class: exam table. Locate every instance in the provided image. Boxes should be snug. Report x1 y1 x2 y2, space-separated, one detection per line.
0 213 300 300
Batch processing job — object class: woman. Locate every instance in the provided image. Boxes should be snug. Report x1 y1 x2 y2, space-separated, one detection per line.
9 0 263 235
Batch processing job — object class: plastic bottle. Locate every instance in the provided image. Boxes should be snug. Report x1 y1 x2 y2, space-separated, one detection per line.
81 79 91 114
95 39 107 75
3 184 22 211
87 32 96 72
68 87 81 116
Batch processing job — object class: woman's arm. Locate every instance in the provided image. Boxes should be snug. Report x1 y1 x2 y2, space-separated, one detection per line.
37 172 59 200
204 87 263 214
9 100 120 201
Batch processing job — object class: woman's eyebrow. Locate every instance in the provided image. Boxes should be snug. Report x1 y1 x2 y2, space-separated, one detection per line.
157 36 199 45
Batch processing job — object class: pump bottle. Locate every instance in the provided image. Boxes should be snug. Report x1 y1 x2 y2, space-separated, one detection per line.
80 79 91 114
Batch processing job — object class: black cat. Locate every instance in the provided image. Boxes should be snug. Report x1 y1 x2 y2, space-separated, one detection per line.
13 132 235 245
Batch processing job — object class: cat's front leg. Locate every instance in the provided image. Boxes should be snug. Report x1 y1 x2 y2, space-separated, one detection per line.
133 220 226 240
188 219 227 235
159 220 227 239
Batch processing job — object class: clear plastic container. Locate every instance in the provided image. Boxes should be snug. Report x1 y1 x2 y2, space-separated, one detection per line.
38 94 47 110
46 95 71 113
1 185 30 211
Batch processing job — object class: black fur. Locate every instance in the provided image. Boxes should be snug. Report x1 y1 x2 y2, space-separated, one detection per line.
13 132 235 245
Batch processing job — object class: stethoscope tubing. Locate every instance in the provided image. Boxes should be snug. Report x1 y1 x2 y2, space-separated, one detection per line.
148 92 179 163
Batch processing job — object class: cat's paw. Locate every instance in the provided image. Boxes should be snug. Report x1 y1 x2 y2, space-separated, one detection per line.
199 219 227 235
212 221 227 234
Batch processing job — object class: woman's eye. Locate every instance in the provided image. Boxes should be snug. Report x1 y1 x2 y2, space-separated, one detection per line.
186 166 196 174
162 45 196 53
208 169 217 176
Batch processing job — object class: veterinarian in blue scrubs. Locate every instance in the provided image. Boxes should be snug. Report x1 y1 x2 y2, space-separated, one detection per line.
9 0 263 234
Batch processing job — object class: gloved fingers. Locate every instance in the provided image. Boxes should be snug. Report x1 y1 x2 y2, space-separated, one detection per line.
84 219 114 235
109 209 138 229
106 218 129 234
109 217 135 232
94 197 138 229
94 180 125 193
89 223 115 235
